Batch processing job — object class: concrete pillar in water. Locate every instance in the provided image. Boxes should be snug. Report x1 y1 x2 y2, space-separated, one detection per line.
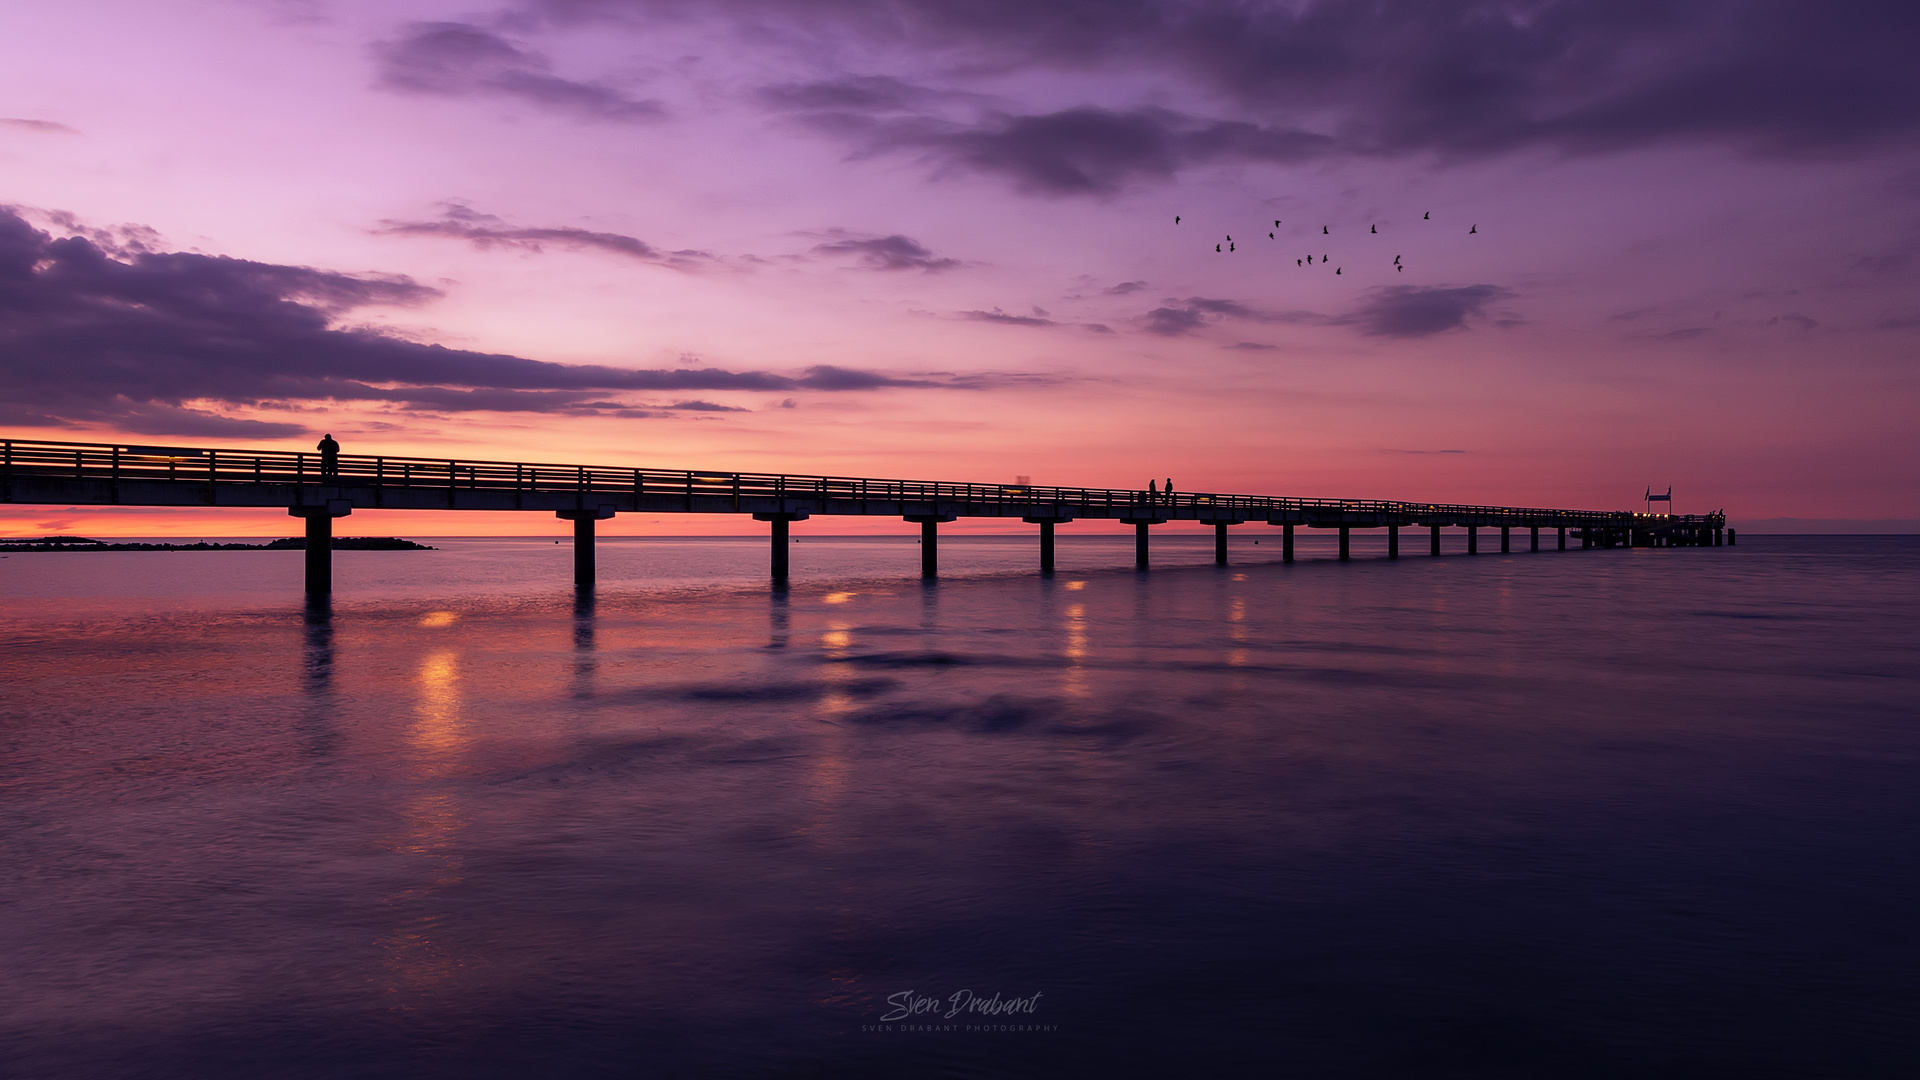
1501 527 1510 554
904 514 956 578
288 500 352 595
753 512 811 581
1531 527 1540 552
1338 526 1350 561
1023 515 1072 574
1726 528 1735 546
1215 521 1229 566
1430 525 1442 556
1121 515 1164 570
556 505 617 588
1284 524 1295 562
1467 525 1479 555
1388 525 1400 559
1558 527 1567 551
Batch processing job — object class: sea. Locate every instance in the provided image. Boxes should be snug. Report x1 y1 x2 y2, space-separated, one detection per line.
2 533 1916 1078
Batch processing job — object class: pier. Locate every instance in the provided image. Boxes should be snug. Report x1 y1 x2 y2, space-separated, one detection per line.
1 439 1730 592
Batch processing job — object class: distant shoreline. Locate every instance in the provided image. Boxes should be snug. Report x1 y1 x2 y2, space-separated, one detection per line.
0 537 434 552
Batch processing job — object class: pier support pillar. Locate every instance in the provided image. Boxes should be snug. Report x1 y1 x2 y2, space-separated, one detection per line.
1215 522 1229 566
1284 524 1295 562
1467 526 1479 555
1388 525 1399 559
1501 527 1510 554
1726 528 1735 546
905 514 957 579
556 505 617 588
289 500 352 595
1024 516 1072 575
753 512 811 581
1558 527 1567 551
1531 527 1539 552
1338 526 1350 561
1430 525 1442 556
1121 516 1164 570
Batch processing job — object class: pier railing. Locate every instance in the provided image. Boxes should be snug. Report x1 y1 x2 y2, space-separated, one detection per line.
0 437 1720 528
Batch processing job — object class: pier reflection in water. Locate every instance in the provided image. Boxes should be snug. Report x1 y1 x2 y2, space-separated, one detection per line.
0 536 1916 1078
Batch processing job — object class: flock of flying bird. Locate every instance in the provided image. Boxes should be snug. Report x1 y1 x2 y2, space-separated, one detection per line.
1173 213 1476 276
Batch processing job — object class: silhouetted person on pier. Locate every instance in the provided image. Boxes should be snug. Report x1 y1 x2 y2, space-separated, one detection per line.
317 434 340 478
1148 479 1158 504
1165 478 1174 500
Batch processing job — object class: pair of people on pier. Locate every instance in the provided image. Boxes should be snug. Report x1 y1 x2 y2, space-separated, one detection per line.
1148 478 1174 503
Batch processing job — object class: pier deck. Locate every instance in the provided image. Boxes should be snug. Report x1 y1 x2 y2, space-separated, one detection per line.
1 438 1730 590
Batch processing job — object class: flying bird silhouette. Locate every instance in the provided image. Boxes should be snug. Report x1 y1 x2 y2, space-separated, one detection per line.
1470 224 1477 234
1423 212 1430 220
1397 265 1403 272
1274 220 1281 227
1394 255 1401 264
1229 242 1235 252
1215 244 1221 252
1175 215 1181 224
1335 267 1342 275
1371 224 1377 234
1296 259 1303 266
1268 232 1275 239
1322 225 1329 234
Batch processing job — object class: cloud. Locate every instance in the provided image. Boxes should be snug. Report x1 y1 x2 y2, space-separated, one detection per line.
1144 305 1208 336
375 22 664 122
810 230 959 271
1225 341 1277 351
757 75 955 113
0 208 982 435
665 399 749 411
560 1 1920 165
1143 295 1322 335
791 364 940 390
376 203 711 268
806 105 1332 194
960 308 1055 327
1103 280 1148 295
0 118 79 135
1341 285 1512 337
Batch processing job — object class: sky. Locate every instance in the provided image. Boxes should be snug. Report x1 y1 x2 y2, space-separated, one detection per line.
3 0 1917 536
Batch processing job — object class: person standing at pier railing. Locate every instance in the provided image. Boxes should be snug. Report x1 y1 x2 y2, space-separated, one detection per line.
317 434 340 478
1148 479 1158 505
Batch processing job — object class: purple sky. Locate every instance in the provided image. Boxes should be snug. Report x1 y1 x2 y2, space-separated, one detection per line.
3 0 1917 530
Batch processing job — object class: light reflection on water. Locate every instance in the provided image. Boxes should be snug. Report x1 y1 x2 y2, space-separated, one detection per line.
1 536 1917 1078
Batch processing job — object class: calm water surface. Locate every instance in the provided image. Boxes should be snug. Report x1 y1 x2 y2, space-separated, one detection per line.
2 535 1916 1078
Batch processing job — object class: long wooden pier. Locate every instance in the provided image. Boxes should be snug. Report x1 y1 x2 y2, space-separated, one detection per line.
1 438 1730 592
